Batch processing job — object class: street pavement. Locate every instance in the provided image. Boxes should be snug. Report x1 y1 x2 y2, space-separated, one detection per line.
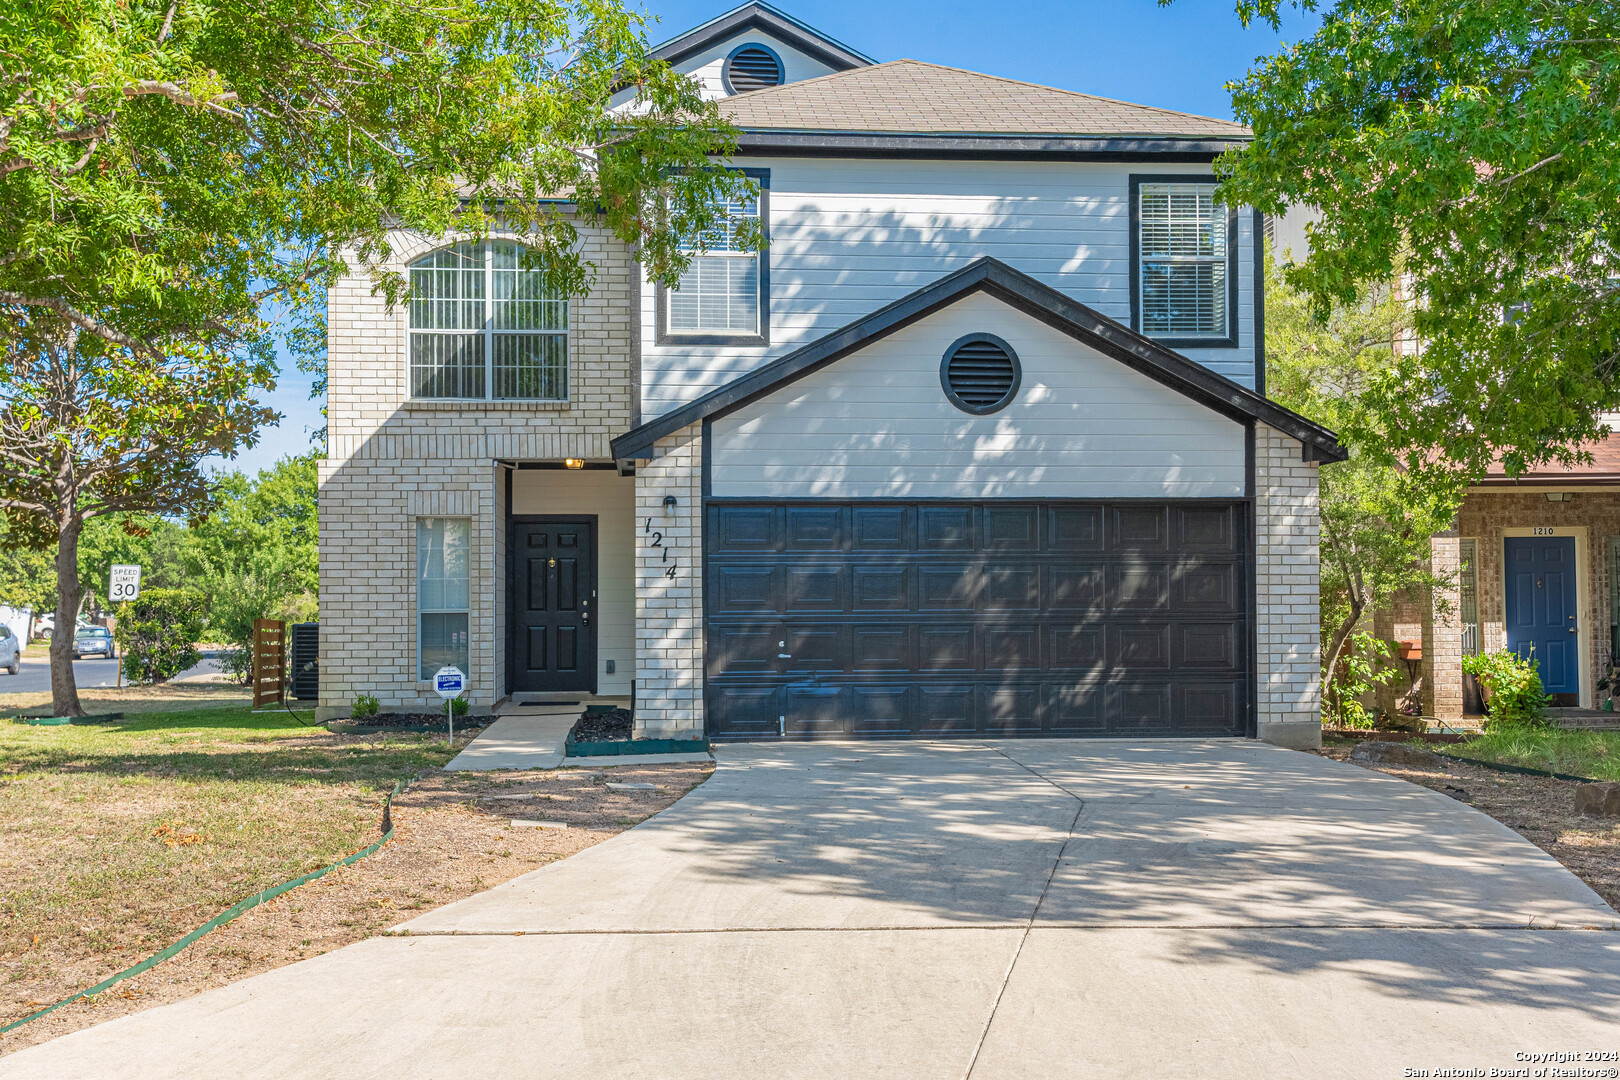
1 651 224 697
4 740 1617 1079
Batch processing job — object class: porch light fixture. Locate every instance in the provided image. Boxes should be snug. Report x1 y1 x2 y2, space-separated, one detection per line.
663 495 678 513
564 458 585 470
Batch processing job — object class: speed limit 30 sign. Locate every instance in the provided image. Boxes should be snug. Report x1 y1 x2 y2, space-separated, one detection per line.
109 564 142 603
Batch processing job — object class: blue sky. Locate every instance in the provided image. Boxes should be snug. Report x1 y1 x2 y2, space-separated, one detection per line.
221 0 1320 478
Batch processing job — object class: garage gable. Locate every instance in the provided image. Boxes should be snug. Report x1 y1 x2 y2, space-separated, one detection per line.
711 291 1246 499
610 258 1344 466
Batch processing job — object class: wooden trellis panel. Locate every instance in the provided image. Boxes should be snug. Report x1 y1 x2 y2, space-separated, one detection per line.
253 619 287 709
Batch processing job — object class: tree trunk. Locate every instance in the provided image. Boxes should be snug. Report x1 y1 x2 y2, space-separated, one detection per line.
1320 598 1365 722
50 518 85 717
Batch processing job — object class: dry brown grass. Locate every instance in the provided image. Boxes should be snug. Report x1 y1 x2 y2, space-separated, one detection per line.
0 755 710 1055
0 681 252 716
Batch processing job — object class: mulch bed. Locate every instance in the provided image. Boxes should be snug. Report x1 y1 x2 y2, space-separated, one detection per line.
345 713 478 728
573 707 634 742
0 760 712 1056
1318 743 1620 911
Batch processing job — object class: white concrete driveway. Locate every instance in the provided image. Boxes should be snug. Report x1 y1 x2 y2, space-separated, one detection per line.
7 741 1618 1079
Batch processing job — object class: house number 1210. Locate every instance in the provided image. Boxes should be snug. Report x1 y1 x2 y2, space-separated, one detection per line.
646 517 678 580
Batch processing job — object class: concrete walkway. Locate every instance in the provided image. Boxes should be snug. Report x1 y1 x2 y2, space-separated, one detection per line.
7 741 1618 1078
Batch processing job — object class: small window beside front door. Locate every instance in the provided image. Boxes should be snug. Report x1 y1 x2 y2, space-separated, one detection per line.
418 518 471 680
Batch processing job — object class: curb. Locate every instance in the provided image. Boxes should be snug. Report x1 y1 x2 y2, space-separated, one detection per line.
0 779 410 1037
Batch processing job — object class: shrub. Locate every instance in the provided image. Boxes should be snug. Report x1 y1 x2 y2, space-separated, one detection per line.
1462 650 1552 731
114 589 208 684
444 697 469 717
352 694 380 720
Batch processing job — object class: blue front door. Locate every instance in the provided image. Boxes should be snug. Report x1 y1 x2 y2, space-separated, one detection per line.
1504 536 1579 694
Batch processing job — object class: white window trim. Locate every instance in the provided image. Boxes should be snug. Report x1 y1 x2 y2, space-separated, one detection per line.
407 243 570 403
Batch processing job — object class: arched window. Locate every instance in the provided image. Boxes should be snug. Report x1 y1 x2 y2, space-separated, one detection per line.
408 242 568 400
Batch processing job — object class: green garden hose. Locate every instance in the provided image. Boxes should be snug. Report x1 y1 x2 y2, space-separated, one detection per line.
0 779 409 1037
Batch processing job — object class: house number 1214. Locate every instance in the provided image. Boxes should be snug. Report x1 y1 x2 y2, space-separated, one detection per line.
646 517 678 580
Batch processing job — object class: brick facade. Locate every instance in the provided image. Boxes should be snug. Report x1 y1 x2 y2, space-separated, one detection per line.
1420 488 1620 715
1255 423 1324 748
632 426 705 739
317 220 637 719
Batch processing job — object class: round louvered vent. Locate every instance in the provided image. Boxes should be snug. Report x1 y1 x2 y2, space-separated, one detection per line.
941 334 1021 414
723 44 784 94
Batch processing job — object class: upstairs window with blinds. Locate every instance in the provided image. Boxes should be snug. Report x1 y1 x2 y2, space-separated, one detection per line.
1137 182 1231 341
408 242 568 400
664 189 765 341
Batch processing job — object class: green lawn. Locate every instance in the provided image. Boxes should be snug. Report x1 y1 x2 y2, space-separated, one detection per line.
1449 727 1620 781
0 707 462 1009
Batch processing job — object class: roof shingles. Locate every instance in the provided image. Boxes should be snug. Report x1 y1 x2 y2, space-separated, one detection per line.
717 59 1249 138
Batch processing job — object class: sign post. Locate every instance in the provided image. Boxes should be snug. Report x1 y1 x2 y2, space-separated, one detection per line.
433 666 467 741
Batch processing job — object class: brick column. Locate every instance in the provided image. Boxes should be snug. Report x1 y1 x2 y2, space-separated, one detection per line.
1254 424 1324 748
633 425 704 739
1424 529 1464 719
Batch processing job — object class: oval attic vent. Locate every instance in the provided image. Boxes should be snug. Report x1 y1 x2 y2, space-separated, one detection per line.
724 45 785 93
941 334 1021 414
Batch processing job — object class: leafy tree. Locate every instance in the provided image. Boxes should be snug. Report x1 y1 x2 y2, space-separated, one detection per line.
1211 0 1620 479
0 318 272 713
1264 257 1463 720
2 0 756 712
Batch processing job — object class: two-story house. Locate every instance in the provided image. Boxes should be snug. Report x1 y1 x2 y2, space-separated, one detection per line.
317 2 1344 747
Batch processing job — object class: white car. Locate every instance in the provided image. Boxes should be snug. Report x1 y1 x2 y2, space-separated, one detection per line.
0 623 19 675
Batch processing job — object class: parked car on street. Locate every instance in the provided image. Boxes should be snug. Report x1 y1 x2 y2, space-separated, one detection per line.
72 626 116 660
0 623 19 675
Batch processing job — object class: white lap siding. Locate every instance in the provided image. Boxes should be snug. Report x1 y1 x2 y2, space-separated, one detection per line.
643 157 1257 418
709 292 1246 500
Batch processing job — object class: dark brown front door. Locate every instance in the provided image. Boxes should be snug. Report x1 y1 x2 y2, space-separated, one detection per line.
510 518 597 693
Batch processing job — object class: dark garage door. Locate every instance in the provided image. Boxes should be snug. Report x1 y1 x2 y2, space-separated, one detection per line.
705 501 1250 739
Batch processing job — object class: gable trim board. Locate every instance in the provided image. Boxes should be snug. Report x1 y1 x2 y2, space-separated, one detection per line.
730 133 1247 161
612 257 1344 464
647 1 873 73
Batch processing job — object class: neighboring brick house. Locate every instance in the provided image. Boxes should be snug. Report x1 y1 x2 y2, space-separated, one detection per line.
1394 438 1620 719
317 2 1345 746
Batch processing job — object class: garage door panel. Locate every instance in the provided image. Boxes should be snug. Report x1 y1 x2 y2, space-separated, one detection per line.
1175 622 1240 669
919 566 977 610
712 505 779 552
852 686 911 736
1047 565 1105 608
919 506 975 549
853 626 912 670
1177 504 1238 551
709 624 780 676
986 626 1040 669
853 566 910 610
1048 506 1104 551
1174 562 1238 610
985 685 1042 734
852 506 908 549
1111 624 1171 669
919 625 975 670
1111 565 1169 609
1111 684 1173 730
715 566 778 614
1050 682 1106 733
918 685 976 734
984 566 1040 609
706 500 1249 740
784 567 842 612
1112 506 1169 550
984 505 1040 549
786 505 845 550
785 684 845 735
1047 626 1105 672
